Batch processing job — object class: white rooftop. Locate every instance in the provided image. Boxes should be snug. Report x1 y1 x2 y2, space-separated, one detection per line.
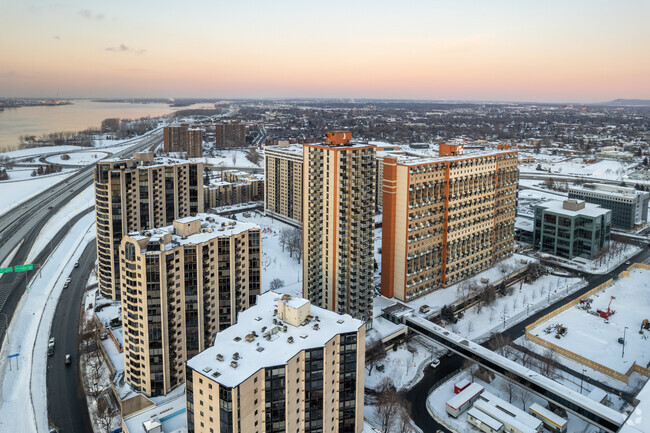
123 393 187 433
187 291 363 388
537 199 610 218
467 406 503 431
393 148 516 166
128 213 259 251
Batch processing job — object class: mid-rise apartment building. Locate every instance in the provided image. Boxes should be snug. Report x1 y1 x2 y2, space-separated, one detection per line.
186 291 366 433
204 170 264 209
264 144 304 226
119 214 260 397
533 199 611 260
164 124 204 158
381 144 518 301
568 183 649 230
94 152 204 300
215 123 246 148
303 132 376 324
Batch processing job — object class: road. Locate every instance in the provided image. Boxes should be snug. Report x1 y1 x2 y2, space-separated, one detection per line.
46 241 96 433
0 130 162 348
406 244 650 432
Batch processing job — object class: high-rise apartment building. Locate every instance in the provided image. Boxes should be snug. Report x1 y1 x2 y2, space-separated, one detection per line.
119 214 260 397
215 123 246 148
94 152 204 300
164 124 204 158
303 132 376 324
186 291 366 433
264 144 304 226
381 144 518 301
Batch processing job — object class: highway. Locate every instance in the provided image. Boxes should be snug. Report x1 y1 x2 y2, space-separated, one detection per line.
0 130 162 347
46 241 96 433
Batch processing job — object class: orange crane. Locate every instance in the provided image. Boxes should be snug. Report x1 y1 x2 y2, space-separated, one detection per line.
597 296 616 320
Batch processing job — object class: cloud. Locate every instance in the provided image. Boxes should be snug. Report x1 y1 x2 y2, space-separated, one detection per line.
105 44 146 55
78 9 105 20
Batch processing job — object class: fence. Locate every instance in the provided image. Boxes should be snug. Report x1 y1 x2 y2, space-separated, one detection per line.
525 262 650 384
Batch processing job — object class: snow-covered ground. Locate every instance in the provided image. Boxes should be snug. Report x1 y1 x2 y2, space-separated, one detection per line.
0 170 76 217
526 243 642 275
0 145 88 160
193 149 262 169
529 267 650 375
44 150 109 166
0 213 95 433
27 184 95 262
519 157 636 181
427 369 592 433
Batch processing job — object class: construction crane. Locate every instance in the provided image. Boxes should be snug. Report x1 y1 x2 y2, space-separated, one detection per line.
597 296 616 320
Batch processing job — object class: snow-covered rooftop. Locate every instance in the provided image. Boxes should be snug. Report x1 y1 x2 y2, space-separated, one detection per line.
187 291 363 388
128 213 259 252
536 199 610 218
393 148 516 166
123 393 187 433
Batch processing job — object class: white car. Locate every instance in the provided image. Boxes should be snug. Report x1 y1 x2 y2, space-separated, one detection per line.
432 358 440 368
48 338 55 348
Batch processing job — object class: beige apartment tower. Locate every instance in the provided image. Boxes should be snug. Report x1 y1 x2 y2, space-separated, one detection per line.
382 144 518 301
303 132 376 324
264 144 304 226
94 153 204 300
119 214 260 397
186 291 366 433
164 124 204 158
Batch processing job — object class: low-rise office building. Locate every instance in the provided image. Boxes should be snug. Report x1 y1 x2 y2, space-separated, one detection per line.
186 292 366 433
119 214 260 397
533 199 611 260
568 183 649 230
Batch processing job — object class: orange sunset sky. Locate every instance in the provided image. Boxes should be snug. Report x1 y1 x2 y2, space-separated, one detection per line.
1 0 649 102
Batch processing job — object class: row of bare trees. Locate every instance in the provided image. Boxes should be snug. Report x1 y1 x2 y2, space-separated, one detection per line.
374 378 416 433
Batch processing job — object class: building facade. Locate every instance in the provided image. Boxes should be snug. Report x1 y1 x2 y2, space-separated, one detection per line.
94 153 204 300
533 199 611 259
264 144 304 226
568 183 649 230
186 292 366 433
164 124 204 158
215 123 246 148
303 132 376 324
205 170 264 209
381 145 518 301
119 214 260 397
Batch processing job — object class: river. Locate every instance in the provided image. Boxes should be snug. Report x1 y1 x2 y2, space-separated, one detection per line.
0 100 209 151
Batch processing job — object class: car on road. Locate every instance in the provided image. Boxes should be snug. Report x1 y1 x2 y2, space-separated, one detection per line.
48 206 53 210
47 346 54 356
48 337 55 348
65 354 71 365
626 261 631 265
63 278 71 288
74 262 79 268
431 358 440 368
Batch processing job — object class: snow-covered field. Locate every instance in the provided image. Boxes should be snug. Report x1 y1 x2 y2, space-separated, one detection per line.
519 157 636 181
27 184 95 262
0 170 76 216
192 149 262 168
0 145 87 160
529 267 650 375
44 150 109 166
0 214 95 433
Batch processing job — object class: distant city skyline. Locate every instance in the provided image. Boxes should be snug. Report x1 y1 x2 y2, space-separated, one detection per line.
2 0 649 102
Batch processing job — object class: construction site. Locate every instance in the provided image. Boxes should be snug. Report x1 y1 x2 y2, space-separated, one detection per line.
526 265 650 383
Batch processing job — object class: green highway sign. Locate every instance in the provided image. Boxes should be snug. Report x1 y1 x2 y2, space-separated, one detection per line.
14 264 33 272
0 267 13 273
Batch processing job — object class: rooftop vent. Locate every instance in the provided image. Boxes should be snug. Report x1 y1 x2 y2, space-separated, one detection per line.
212 371 221 378
282 325 287 332
254 317 262 321
233 337 241 342
287 336 294 343
312 324 319 330
203 367 212 373
261 326 267 333
337 320 344 324
300 334 308 339
245 334 255 342
256 346 265 352
230 361 238 368
216 354 223 362
233 352 240 360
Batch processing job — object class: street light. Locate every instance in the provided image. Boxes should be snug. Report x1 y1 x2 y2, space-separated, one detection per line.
580 368 587 394
622 327 628 358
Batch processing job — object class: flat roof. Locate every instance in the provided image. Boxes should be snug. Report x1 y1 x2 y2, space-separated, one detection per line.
529 402 567 427
537 199 610 218
467 406 503 431
123 393 186 433
186 291 363 388
394 148 516 166
446 382 484 410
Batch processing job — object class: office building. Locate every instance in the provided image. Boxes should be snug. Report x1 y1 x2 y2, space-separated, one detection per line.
264 144 304 226
533 199 611 260
381 144 518 301
186 291 366 433
303 132 376 324
164 124 204 158
215 123 246 148
568 183 649 230
94 153 204 300
119 214 260 397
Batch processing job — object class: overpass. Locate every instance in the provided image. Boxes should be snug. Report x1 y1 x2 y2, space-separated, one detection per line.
387 311 627 432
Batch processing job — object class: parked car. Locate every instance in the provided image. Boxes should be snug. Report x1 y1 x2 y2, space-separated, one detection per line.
48 206 53 210
74 262 79 268
63 278 71 289
65 354 71 365
47 346 54 356
431 358 440 368
48 337 55 348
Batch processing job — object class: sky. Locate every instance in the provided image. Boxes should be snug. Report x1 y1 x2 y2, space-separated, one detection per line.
1 0 649 102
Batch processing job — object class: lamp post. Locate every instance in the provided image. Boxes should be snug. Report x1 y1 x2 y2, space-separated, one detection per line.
580 369 587 394
622 327 628 358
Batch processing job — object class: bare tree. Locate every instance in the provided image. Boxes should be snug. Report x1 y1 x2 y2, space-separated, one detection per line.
231 151 237 166
365 339 386 376
375 378 400 432
96 396 119 433
500 372 518 404
245 148 262 165
287 228 303 263
269 278 284 291
489 333 512 357
517 386 533 410
540 347 560 380
396 401 414 433
279 228 291 252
